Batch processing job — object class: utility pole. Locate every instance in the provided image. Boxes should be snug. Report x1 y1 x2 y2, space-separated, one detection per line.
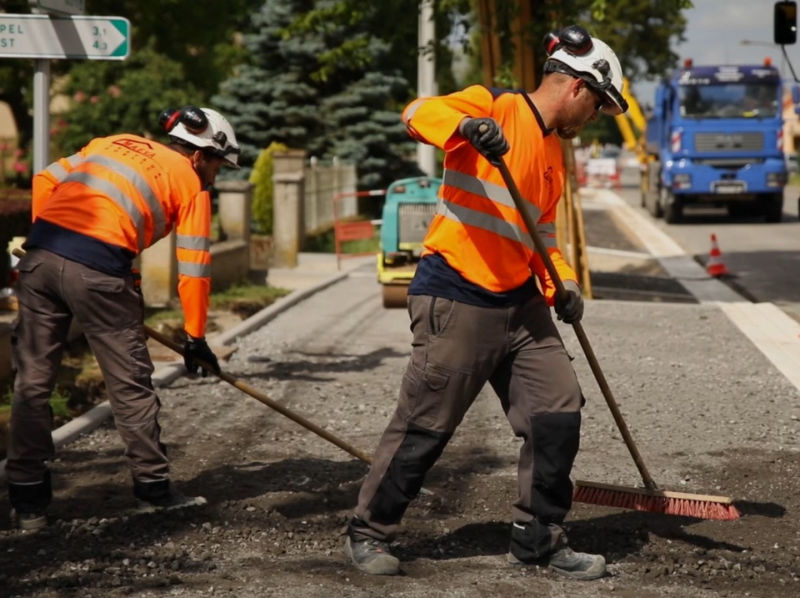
417 0 436 176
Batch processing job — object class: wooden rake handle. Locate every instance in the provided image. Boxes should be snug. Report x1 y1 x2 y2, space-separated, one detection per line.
143 324 374 465
494 157 658 491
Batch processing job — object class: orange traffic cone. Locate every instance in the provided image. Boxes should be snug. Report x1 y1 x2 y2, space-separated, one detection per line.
707 233 729 277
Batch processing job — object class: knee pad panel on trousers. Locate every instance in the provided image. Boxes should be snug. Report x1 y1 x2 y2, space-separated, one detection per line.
531 411 581 523
368 422 450 525
9 469 52 512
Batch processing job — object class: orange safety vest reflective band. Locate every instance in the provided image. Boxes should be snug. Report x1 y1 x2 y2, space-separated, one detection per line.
438 169 559 252
402 84 576 303
31 134 212 338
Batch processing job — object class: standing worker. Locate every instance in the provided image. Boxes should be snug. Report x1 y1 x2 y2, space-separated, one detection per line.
6 106 240 531
344 26 628 580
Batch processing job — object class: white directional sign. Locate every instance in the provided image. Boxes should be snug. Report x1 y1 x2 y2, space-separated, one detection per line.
0 14 130 60
32 0 87 15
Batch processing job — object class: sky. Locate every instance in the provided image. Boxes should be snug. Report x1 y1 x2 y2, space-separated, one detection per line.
631 0 800 104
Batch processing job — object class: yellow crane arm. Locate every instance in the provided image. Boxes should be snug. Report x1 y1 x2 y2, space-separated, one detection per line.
615 77 649 162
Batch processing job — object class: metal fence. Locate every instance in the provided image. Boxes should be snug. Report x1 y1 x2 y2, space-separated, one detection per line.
303 156 357 233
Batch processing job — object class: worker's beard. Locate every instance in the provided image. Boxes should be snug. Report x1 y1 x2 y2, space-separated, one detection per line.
557 114 594 139
556 125 581 139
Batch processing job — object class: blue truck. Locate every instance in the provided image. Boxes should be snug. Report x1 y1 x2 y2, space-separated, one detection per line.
642 60 788 223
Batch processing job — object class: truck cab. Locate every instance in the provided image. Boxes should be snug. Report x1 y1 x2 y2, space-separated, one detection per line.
643 60 787 222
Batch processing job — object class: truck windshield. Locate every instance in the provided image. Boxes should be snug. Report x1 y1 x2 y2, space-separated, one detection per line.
678 83 779 119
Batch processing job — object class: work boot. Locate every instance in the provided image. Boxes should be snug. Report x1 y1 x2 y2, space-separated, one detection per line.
507 520 606 580
8 471 52 532
10 508 47 532
133 479 207 513
344 518 400 575
508 545 606 580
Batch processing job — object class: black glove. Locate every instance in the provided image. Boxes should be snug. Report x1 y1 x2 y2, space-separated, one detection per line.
554 280 584 324
458 117 509 164
183 335 221 377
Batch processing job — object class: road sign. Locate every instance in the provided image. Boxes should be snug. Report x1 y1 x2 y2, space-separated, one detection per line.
0 14 129 60
31 0 86 15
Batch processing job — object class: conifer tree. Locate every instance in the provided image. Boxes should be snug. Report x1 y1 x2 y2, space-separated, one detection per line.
213 0 422 188
212 0 324 177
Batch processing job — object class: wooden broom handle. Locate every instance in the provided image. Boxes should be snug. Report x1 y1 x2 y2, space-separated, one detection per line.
495 157 658 491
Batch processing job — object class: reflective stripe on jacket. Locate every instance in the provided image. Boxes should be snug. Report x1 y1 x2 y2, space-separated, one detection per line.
402 85 576 304
31 134 212 338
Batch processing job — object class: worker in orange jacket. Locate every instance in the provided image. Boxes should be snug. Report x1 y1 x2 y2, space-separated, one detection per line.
6 106 240 531
344 26 628 580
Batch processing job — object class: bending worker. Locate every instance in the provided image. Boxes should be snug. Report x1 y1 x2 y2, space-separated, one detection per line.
344 26 628 580
6 106 240 531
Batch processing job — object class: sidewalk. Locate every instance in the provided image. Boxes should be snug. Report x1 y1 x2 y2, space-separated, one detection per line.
266 252 375 294
152 252 376 386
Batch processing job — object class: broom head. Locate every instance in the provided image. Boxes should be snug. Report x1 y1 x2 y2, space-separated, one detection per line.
574 480 741 521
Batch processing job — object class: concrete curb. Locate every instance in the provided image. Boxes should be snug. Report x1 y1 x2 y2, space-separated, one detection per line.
584 188 744 302
151 270 350 388
0 269 350 484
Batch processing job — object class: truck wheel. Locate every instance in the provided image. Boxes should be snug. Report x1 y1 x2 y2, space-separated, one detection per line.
663 190 682 223
382 284 408 309
648 186 665 218
763 193 783 223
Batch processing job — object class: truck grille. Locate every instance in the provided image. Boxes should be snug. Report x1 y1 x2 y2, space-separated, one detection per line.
694 132 764 153
398 203 437 244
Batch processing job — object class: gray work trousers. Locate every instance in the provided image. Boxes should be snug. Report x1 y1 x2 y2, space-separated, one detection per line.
354 293 583 555
5 249 168 488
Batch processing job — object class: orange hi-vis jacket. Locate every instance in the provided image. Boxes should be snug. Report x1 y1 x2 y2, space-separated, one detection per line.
31 134 212 338
402 84 576 304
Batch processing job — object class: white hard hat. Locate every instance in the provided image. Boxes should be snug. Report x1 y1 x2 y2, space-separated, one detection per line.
542 26 628 116
160 106 241 168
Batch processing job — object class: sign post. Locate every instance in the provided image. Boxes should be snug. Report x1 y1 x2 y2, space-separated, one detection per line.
0 13 130 172
30 0 87 16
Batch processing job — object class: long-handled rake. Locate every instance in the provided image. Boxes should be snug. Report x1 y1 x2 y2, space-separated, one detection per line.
493 156 740 520
145 326 435 496
144 325 374 463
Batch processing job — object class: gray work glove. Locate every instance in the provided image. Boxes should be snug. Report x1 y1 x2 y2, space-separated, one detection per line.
554 280 584 324
458 117 509 165
183 335 221 377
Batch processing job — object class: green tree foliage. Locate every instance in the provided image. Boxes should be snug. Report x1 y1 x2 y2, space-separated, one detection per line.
213 0 422 189
488 0 692 88
84 0 250 102
566 0 693 84
54 41 199 155
249 141 288 234
323 72 424 189
0 0 249 167
213 0 326 172
286 0 472 94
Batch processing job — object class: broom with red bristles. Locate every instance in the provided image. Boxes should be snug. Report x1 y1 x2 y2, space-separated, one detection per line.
492 154 740 521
